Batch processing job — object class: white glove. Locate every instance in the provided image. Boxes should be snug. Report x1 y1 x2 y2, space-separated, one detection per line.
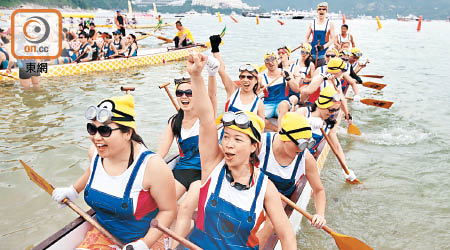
206 56 220 76
309 118 324 130
320 72 332 80
122 239 149 250
353 95 361 102
52 185 79 204
343 169 357 182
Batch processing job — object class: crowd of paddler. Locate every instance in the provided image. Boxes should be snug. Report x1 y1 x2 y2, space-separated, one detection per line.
19 2 389 250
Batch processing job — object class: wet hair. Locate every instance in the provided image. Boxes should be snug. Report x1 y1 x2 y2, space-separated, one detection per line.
63 28 68 33
341 24 349 29
249 137 261 167
175 20 182 26
308 103 336 129
117 124 147 147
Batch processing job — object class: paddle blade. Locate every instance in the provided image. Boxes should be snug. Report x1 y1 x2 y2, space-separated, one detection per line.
359 74 384 79
361 98 393 109
346 178 362 184
19 160 55 195
362 81 386 90
258 64 267 73
331 231 373 250
347 124 361 136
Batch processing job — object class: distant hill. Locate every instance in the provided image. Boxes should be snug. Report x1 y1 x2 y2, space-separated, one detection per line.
243 0 450 19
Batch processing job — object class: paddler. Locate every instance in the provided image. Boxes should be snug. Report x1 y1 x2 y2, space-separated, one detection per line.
339 49 362 98
209 35 265 119
62 27 76 42
156 57 219 250
296 86 359 182
52 94 177 249
300 57 353 124
124 33 138 58
256 112 327 248
173 21 194 48
74 31 92 62
260 52 297 131
349 47 368 74
111 30 127 58
304 2 336 67
278 46 302 109
334 24 355 50
186 52 296 250
87 34 100 61
88 22 98 40
115 9 126 36
100 33 118 60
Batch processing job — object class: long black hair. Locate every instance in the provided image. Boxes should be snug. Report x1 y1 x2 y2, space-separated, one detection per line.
170 109 184 139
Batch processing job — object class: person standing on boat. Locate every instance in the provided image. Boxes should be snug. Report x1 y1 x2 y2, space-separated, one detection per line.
52 94 177 249
115 9 126 36
185 52 296 250
296 86 358 182
305 2 335 67
111 30 127 58
260 52 297 131
157 58 220 250
334 24 355 50
174 21 194 48
125 33 138 58
208 35 265 119
256 112 327 248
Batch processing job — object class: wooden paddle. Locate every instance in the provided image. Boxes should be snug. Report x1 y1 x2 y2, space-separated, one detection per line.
320 128 361 184
159 82 179 111
19 160 124 248
121 86 135 95
256 75 282 95
359 74 384 79
151 219 202 250
347 123 361 136
280 194 373 250
361 81 386 90
346 97 393 109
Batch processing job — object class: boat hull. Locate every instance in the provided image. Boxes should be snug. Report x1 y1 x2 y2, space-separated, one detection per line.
0 45 208 84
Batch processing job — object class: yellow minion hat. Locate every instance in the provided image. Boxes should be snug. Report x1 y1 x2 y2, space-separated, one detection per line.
317 2 328 9
316 85 340 109
351 47 361 55
327 48 339 56
97 94 136 130
278 46 291 56
301 43 312 53
215 111 265 143
327 57 346 73
264 52 276 60
279 112 312 141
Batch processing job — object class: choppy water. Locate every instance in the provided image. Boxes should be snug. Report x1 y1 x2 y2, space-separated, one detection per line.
1 12 450 250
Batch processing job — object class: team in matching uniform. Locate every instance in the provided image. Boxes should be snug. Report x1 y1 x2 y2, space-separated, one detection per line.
48 1 368 249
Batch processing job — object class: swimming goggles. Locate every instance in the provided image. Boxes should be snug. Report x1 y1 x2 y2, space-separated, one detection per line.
222 111 261 142
85 100 134 124
279 128 316 151
239 64 258 75
317 93 342 107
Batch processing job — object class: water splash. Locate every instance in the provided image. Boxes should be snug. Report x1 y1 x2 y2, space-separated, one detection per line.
364 126 430 146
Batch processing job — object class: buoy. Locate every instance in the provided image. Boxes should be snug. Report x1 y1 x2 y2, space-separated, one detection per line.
230 15 238 23
417 16 422 32
218 12 222 23
256 15 259 25
376 16 382 30
342 14 346 24
277 19 284 25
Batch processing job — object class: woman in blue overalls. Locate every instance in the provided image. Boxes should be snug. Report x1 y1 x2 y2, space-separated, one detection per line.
157 60 219 249
186 52 296 250
256 112 327 248
52 94 177 249
304 2 336 67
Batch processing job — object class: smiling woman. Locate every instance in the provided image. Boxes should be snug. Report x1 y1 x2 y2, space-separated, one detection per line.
51 93 177 250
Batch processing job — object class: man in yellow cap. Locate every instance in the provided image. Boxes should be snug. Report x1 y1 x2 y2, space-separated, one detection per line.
256 112 326 248
174 20 194 48
259 52 299 131
304 2 336 67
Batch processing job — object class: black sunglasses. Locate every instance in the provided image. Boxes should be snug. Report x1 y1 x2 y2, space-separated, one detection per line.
175 89 193 97
239 75 255 80
87 123 120 137
79 36 86 39
327 107 340 113
326 54 336 58
318 8 327 11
